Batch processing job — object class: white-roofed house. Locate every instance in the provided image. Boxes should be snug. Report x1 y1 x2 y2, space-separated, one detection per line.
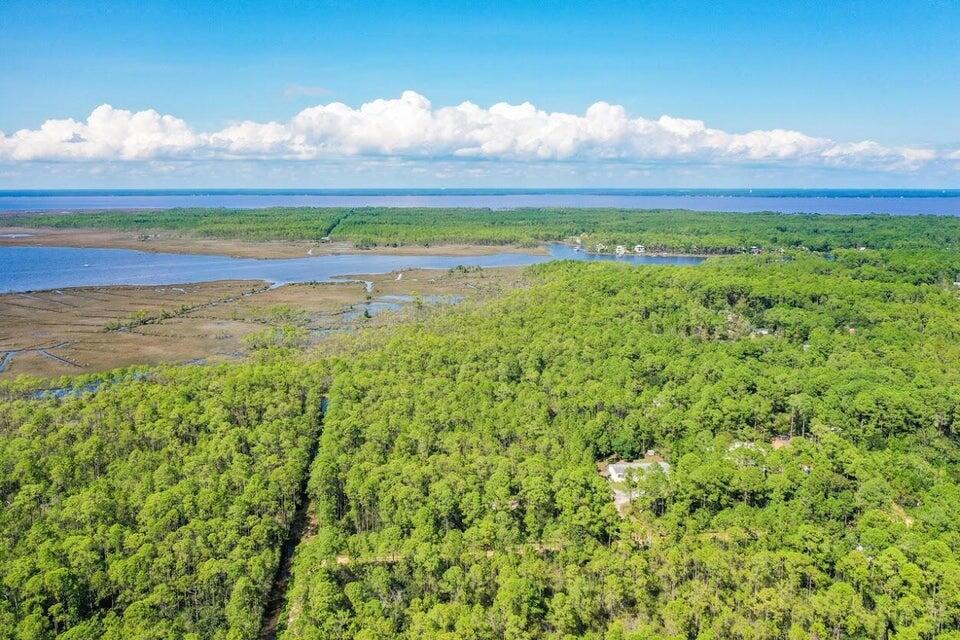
604 454 671 514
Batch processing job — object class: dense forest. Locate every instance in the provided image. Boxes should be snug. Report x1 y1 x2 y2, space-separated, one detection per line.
7 207 960 253
2 210 960 639
281 249 960 640
0 361 324 639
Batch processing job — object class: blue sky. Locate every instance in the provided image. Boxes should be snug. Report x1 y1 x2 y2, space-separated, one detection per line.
1 0 958 188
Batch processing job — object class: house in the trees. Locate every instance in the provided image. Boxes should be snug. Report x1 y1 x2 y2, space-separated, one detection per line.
771 435 794 449
727 440 761 452
615 245 627 257
604 453 671 514
608 459 670 483
634 244 646 254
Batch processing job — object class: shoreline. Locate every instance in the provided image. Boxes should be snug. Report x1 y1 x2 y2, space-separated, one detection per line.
0 225 716 261
0 226 549 259
564 244 713 259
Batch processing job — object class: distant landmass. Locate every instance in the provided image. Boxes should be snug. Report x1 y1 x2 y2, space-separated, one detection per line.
2 188 960 215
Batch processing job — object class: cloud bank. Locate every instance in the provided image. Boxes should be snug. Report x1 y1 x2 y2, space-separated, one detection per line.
0 91 955 174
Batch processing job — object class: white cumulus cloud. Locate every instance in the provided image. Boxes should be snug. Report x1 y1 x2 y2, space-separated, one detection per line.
0 91 954 173
0 105 200 161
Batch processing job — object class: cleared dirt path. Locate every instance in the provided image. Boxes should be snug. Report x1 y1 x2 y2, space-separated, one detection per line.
258 398 326 640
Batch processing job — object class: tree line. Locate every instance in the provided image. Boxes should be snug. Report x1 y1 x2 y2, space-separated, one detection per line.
7 207 960 253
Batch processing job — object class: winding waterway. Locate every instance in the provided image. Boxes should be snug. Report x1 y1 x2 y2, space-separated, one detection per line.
0 243 702 293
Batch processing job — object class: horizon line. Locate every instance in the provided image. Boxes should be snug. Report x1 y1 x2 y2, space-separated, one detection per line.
3 187 960 195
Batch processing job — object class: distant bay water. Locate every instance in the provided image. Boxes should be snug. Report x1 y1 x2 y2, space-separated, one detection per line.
1 189 959 216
